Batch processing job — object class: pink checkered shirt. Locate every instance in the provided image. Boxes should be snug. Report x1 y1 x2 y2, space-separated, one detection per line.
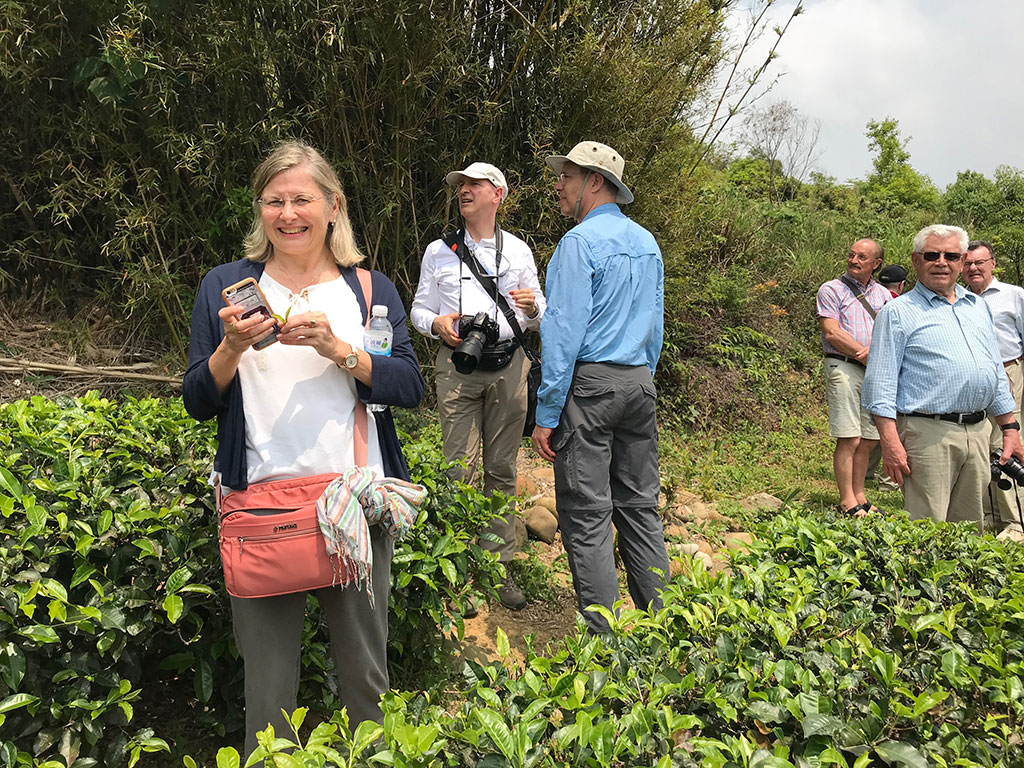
816 275 891 354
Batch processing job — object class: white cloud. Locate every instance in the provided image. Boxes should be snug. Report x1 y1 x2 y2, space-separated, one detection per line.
725 0 1024 188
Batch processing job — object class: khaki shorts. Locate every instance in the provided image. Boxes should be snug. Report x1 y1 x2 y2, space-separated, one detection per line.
824 357 878 440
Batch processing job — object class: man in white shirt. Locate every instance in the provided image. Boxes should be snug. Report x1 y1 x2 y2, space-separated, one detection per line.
963 240 1024 531
411 162 545 610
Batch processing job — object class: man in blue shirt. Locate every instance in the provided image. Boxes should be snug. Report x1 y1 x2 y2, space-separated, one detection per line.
862 224 1024 530
532 141 669 634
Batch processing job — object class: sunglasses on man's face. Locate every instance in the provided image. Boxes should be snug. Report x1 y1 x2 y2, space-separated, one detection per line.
920 251 962 262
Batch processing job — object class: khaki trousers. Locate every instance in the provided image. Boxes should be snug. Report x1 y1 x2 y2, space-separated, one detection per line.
984 359 1024 528
897 415 989 532
435 345 530 562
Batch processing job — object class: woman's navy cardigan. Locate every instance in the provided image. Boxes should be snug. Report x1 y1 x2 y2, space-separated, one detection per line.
182 258 424 489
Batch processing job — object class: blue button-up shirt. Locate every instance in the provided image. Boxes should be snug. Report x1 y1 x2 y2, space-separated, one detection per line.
862 281 1014 419
536 204 664 428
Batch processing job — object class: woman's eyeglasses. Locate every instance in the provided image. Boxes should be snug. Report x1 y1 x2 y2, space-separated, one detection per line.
257 195 323 210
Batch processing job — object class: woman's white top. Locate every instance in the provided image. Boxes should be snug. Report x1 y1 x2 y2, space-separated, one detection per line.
234 272 383 485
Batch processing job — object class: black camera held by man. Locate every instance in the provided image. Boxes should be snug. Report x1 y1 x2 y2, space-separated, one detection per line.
452 312 502 374
990 451 1024 489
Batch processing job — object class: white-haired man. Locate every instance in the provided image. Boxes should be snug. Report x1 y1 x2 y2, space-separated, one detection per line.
863 225 1024 530
411 162 546 610
532 141 669 634
963 240 1024 531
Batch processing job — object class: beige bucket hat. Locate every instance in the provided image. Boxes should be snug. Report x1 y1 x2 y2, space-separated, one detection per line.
545 141 633 205
445 162 509 203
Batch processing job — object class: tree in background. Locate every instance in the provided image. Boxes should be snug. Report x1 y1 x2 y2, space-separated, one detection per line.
0 0 737 352
862 118 940 215
945 165 1024 283
738 99 821 202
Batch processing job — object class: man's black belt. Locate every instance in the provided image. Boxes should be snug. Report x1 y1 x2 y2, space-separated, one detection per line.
903 410 986 425
824 353 864 369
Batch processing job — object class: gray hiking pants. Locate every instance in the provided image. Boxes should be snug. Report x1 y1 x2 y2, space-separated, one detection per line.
552 362 669 634
229 522 392 757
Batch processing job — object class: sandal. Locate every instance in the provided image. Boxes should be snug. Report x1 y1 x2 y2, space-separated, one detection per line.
837 503 870 517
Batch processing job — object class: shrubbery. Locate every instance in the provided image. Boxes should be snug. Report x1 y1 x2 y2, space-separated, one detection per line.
4 394 1023 767
202 510 1023 768
0 394 507 766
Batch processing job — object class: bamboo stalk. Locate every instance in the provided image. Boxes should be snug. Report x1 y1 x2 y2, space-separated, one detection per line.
0 357 183 386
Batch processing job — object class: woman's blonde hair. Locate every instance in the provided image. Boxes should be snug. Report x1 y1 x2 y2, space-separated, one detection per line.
243 140 364 267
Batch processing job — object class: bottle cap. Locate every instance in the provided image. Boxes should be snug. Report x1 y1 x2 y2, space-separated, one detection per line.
371 304 388 317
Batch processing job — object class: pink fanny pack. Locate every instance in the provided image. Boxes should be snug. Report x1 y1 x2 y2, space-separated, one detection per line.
219 474 350 598
217 268 373 599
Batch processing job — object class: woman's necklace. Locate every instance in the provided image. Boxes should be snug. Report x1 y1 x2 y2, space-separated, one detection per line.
270 255 333 296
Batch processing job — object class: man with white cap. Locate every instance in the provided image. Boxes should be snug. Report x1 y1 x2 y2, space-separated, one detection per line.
532 141 669 634
412 161 545 611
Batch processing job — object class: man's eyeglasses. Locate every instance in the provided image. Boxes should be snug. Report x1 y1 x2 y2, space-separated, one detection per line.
920 251 962 262
963 257 993 268
257 195 323 210
557 172 580 183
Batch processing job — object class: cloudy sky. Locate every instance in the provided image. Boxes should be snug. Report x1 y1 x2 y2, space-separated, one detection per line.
727 0 1024 189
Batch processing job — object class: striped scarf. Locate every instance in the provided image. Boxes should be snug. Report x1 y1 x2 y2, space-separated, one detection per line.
315 467 427 607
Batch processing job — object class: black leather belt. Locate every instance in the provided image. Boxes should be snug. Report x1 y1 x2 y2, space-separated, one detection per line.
904 410 986 425
825 353 864 369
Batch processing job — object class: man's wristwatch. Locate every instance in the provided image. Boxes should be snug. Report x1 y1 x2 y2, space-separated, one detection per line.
338 347 359 370
1000 421 1021 431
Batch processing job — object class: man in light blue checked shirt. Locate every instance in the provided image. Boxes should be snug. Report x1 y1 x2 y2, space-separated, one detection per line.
863 224 1024 530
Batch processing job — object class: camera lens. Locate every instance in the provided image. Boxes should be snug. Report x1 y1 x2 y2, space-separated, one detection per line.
452 330 487 374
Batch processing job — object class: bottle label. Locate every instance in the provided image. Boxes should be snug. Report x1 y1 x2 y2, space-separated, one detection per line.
364 332 392 356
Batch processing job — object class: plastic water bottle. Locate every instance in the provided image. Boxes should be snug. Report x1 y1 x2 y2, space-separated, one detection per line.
364 305 392 413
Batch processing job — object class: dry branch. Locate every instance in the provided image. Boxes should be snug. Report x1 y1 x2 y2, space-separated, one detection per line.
0 357 183 386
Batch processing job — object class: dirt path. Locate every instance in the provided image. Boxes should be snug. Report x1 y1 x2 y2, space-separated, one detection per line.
450 446 783 665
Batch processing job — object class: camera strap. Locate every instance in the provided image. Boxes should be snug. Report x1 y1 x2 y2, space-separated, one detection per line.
444 228 539 364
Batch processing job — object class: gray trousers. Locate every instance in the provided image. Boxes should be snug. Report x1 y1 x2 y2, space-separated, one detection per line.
230 522 393 756
435 345 529 562
552 362 669 634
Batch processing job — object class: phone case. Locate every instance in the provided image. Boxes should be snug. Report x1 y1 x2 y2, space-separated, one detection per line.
222 277 280 350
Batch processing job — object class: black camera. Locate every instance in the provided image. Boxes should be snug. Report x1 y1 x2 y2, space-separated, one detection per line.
452 312 500 374
990 451 1024 489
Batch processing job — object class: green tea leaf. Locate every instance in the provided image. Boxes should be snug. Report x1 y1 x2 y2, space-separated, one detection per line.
875 741 928 768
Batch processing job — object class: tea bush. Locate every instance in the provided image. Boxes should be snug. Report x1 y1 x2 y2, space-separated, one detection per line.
200 509 1023 768
0 394 508 765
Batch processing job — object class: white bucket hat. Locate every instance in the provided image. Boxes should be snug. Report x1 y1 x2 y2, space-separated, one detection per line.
545 141 633 204
445 162 509 203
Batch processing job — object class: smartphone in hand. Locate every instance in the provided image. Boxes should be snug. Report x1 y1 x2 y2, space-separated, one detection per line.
221 277 280 350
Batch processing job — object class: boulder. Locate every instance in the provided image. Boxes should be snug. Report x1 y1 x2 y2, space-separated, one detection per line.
738 492 785 512
536 496 559 520
663 523 688 539
523 505 558 543
676 542 700 556
516 473 539 496
723 532 754 551
532 466 555 484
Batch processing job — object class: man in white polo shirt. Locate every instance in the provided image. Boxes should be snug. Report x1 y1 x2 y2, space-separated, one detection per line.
963 240 1024 531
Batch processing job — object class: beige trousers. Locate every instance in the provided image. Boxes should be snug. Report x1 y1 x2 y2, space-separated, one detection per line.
898 415 989 533
435 345 530 561
984 359 1024 528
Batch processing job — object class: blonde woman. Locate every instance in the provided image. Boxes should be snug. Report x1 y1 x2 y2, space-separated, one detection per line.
183 141 423 753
